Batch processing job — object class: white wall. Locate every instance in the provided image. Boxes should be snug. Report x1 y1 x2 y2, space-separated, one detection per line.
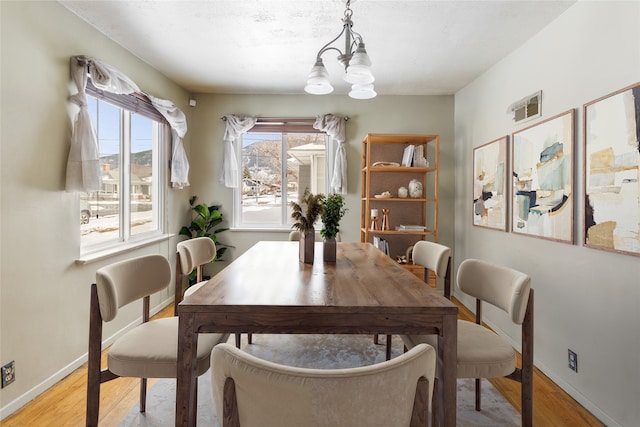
454 2 640 425
0 2 192 418
187 93 455 276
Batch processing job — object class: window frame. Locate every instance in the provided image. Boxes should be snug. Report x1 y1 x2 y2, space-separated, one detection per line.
80 83 169 256
232 119 334 231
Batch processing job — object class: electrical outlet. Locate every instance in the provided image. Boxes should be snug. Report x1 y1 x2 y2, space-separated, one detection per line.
568 349 578 373
2 361 15 388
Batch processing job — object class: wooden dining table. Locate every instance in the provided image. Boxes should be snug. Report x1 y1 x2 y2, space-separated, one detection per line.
176 241 458 426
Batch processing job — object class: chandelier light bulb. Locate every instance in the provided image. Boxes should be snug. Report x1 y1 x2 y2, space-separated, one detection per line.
344 44 374 84
304 60 334 95
349 83 377 100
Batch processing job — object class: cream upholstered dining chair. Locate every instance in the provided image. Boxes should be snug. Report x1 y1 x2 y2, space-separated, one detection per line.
175 236 248 347
86 254 229 427
211 342 437 427
401 258 534 427
379 240 451 360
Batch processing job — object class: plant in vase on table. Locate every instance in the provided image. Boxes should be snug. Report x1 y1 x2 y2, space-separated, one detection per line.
290 188 323 264
320 193 347 262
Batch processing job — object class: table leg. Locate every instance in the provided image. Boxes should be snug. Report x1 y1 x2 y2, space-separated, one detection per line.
438 314 457 427
176 312 198 427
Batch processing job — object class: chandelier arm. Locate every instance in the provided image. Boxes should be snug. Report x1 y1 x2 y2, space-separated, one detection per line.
315 25 347 60
317 46 344 60
349 28 364 46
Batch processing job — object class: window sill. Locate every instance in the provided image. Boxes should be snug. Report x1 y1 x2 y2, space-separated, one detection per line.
75 233 173 265
230 227 293 233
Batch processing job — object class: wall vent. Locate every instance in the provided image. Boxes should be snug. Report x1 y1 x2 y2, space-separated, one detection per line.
508 91 541 123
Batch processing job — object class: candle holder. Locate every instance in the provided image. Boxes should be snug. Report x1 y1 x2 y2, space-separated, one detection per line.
381 209 390 230
370 209 379 230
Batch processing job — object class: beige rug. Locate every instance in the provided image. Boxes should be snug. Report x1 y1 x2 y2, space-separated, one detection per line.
120 334 520 426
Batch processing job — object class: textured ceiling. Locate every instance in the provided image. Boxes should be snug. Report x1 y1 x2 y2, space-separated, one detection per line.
59 0 576 96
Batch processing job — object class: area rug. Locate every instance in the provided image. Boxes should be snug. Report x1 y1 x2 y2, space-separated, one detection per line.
120 334 520 426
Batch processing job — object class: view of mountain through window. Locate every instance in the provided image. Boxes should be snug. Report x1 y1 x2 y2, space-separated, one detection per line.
80 95 164 251
237 132 327 228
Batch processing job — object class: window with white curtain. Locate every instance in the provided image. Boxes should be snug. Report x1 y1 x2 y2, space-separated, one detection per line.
80 87 167 252
233 120 333 229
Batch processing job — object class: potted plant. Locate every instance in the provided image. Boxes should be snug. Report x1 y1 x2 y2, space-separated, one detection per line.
290 188 323 263
179 196 231 281
320 193 347 262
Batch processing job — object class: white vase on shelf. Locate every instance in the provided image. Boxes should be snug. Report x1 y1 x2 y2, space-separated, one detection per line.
408 179 423 198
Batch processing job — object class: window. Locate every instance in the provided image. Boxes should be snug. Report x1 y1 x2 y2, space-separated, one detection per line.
80 86 167 253
234 119 331 229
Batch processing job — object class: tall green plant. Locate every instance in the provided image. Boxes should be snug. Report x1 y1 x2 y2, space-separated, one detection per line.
290 188 324 233
179 196 230 261
320 193 347 240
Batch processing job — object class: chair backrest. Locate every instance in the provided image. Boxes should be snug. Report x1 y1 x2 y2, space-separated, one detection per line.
412 240 451 298
457 258 531 324
176 237 216 275
95 254 171 322
412 241 450 278
212 342 436 427
288 230 340 242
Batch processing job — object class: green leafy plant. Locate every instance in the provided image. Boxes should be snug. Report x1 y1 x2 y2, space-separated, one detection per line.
290 188 324 233
320 193 347 240
179 196 231 266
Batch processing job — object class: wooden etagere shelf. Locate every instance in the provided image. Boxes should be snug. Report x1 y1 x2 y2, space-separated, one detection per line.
360 133 439 286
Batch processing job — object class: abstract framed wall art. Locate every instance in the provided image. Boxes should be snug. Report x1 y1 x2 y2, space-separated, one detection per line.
511 110 574 243
583 82 640 257
473 136 508 231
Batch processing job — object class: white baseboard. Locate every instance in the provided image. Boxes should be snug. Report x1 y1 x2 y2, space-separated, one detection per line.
0 297 173 421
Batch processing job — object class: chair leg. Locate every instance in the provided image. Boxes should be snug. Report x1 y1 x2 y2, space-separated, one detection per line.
247 333 253 344
386 334 392 361
191 377 198 426
431 378 439 427
475 378 481 411
85 362 101 427
522 376 533 427
86 284 103 427
140 378 147 413
86 371 100 427
235 333 241 348
521 290 534 427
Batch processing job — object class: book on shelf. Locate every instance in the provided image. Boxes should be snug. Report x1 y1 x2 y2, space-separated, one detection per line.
401 145 414 167
373 236 390 255
402 144 428 167
395 224 428 231
413 144 428 167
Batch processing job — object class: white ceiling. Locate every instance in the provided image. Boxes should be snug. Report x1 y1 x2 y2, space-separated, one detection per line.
58 0 576 96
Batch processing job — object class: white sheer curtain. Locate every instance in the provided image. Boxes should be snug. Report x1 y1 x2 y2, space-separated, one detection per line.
313 114 347 195
220 115 257 188
65 57 101 192
65 55 190 190
147 95 189 189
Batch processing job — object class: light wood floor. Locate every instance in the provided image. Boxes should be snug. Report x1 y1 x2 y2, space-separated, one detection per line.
3 299 604 426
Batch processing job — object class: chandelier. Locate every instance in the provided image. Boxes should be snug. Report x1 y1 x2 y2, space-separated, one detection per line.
304 0 376 99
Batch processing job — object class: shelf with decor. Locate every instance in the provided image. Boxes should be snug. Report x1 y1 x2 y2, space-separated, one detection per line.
360 133 439 286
